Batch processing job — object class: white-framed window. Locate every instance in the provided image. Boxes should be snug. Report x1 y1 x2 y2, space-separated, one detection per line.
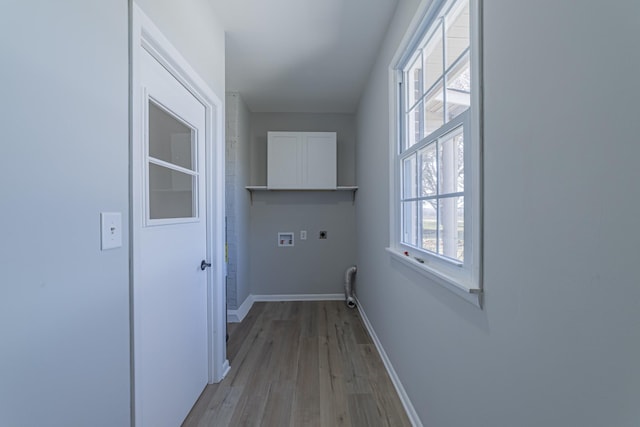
388 0 482 307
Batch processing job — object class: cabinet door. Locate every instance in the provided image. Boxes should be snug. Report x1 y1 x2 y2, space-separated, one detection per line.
303 132 336 189
267 132 301 189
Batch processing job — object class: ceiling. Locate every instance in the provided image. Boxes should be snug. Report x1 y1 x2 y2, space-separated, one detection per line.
209 0 399 113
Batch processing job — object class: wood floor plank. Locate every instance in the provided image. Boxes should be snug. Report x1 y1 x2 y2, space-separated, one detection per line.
272 320 300 384
348 393 384 427
299 301 318 338
319 333 352 427
223 327 268 388
280 300 301 321
226 302 266 362
191 386 243 427
290 336 320 426
181 383 219 426
227 311 280 425
260 383 294 426
182 301 411 427
333 305 373 395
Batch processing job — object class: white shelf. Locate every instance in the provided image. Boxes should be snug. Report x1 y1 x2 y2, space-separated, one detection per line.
245 186 358 203
246 186 357 191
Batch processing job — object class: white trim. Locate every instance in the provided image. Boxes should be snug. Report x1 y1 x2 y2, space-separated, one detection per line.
355 297 423 427
227 294 255 323
131 6 228 426
386 248 481 307
253 293 344 302
220 359 231 380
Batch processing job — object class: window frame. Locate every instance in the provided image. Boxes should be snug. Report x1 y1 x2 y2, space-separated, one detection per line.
388 0 483 307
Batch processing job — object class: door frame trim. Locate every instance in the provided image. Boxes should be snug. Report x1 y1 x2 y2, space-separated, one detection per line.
131 4 229 425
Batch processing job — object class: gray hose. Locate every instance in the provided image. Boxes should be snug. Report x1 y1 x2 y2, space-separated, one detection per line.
344 265 357 308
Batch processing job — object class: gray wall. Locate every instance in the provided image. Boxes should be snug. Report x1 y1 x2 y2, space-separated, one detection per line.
0 1 130 425
355 0 640 426
135 0 226 98
0 1 226 425
225 92 252 309
248 114 357 297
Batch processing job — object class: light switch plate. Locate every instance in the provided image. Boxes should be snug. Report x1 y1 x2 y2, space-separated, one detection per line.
101 212 122 250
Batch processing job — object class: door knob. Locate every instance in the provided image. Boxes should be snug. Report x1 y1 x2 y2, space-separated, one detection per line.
200 260 212 270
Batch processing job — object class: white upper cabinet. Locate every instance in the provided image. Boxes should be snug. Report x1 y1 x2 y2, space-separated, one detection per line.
267 131 337 189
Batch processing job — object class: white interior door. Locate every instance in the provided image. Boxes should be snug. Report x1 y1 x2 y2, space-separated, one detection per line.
134 47 209 427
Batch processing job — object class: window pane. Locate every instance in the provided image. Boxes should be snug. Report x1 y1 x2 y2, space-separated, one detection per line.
406 102 423 149
402 154 417 199
445 0 470 69
149 163 195 219
439 196 463 261
423 22 443 92
445 55 471 122
402 201 418 246
148 101 194 170
405 54 422 110
421 200 437 253
424 83 444 138
419 143 437 196
439 129 464 195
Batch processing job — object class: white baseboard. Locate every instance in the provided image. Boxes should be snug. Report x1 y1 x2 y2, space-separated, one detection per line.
220 359 231 380
227 293 345 323
227 294 255 323
253 293 344 302
356 297 423 427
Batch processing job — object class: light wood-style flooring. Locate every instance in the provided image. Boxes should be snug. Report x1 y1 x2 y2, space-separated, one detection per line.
182 300 412 427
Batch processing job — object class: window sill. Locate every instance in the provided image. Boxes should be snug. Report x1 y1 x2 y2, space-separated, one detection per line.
386 247 482 308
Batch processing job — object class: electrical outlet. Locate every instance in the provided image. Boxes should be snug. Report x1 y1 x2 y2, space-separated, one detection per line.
319 230 327 239
300 230 307 240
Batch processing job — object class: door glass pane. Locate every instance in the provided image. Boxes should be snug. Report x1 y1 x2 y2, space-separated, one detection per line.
445 0 470 69
149 101 194 171
149 163 195 219
439 129 464 194
421 200 437 253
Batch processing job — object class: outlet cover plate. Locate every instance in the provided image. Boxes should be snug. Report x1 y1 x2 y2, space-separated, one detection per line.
278 232 294 247
101 212 122 250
